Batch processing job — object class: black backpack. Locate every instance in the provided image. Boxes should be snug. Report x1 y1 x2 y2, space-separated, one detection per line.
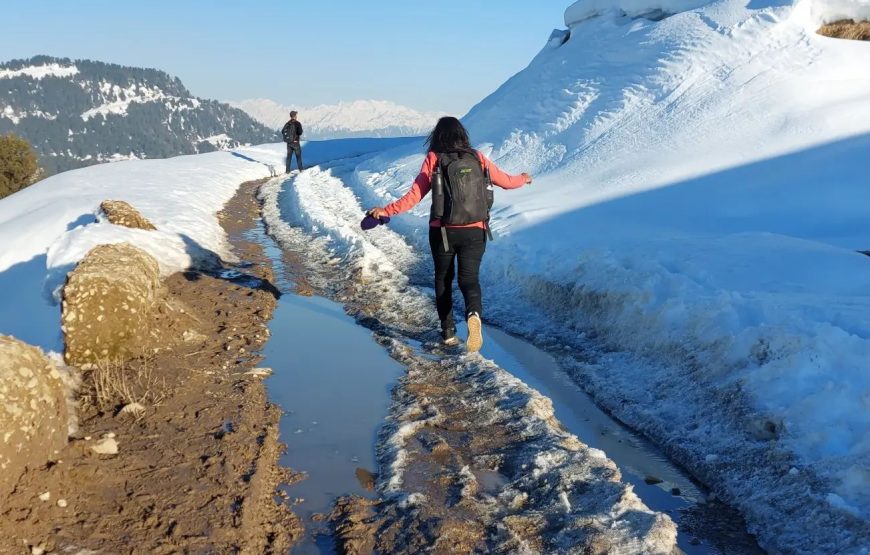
281 121 298 143
431 149 494 228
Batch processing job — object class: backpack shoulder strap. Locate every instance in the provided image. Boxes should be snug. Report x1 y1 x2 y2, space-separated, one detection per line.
475 150 486 169
473 151 495 241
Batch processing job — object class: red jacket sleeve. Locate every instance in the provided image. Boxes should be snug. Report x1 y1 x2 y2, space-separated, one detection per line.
383 152 437 217
478 152 526 189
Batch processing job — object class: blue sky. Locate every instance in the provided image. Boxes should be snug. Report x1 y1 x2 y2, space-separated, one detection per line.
0 0 568 114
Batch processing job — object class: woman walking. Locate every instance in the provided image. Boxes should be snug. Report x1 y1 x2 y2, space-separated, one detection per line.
367 117 532 352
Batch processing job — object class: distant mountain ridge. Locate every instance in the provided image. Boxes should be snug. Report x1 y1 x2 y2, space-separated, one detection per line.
231 98 441 140
0 56 275 174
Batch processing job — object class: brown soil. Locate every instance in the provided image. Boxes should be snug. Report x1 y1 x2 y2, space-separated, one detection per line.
817 19 870 41
0 181 301 554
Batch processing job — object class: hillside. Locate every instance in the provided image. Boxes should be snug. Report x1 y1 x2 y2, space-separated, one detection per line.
0 56 275 174
231 98 440 140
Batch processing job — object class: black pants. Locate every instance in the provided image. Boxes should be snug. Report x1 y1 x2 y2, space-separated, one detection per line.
286 143 303 172
429 227 486 331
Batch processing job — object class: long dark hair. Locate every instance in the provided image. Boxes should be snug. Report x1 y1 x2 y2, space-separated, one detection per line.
426 117 471 153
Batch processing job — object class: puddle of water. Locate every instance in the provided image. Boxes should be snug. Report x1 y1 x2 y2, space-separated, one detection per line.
246 218 403 554
263 294 403 554
453 321 763 555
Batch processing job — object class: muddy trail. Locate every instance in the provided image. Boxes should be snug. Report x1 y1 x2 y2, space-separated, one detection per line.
246 170 765 554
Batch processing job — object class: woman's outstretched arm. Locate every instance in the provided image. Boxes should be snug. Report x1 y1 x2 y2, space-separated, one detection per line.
478 152 532 189
369 152 437 218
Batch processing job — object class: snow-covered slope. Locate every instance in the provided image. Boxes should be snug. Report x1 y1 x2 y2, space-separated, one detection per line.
231 98 440 140
351 0 870 552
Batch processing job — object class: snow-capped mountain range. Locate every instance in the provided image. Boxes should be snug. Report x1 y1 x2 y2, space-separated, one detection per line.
230 98 441 140
0 56 274 174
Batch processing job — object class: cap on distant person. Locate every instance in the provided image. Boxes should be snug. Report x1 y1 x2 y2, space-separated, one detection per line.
290 110 298 117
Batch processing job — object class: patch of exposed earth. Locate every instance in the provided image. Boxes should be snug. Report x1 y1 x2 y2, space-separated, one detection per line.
0 181 300 554
817 19 870 41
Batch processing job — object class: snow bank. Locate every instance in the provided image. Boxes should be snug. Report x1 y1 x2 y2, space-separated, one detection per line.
0 133 412 354
564 0 712 25
352 0 870 551
0 144 285 351
0 145 284 276
811 0 870 23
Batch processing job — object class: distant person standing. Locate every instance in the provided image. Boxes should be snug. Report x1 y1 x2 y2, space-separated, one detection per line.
281 110 303 172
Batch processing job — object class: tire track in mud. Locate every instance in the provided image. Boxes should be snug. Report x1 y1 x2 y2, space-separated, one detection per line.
256 171 678 554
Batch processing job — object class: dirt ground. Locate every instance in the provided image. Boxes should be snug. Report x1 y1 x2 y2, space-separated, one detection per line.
817 19 870 41
0 181 301 554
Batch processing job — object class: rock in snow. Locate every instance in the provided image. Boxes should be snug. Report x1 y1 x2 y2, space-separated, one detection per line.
99 200 157 231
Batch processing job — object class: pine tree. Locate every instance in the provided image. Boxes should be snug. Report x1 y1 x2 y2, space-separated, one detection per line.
0 133 41 199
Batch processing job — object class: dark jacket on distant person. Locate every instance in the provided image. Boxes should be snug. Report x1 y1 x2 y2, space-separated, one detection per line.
281 120 303 144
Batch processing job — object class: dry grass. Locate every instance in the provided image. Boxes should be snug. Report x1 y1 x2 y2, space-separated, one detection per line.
82 356 166 416
817 19 870 41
